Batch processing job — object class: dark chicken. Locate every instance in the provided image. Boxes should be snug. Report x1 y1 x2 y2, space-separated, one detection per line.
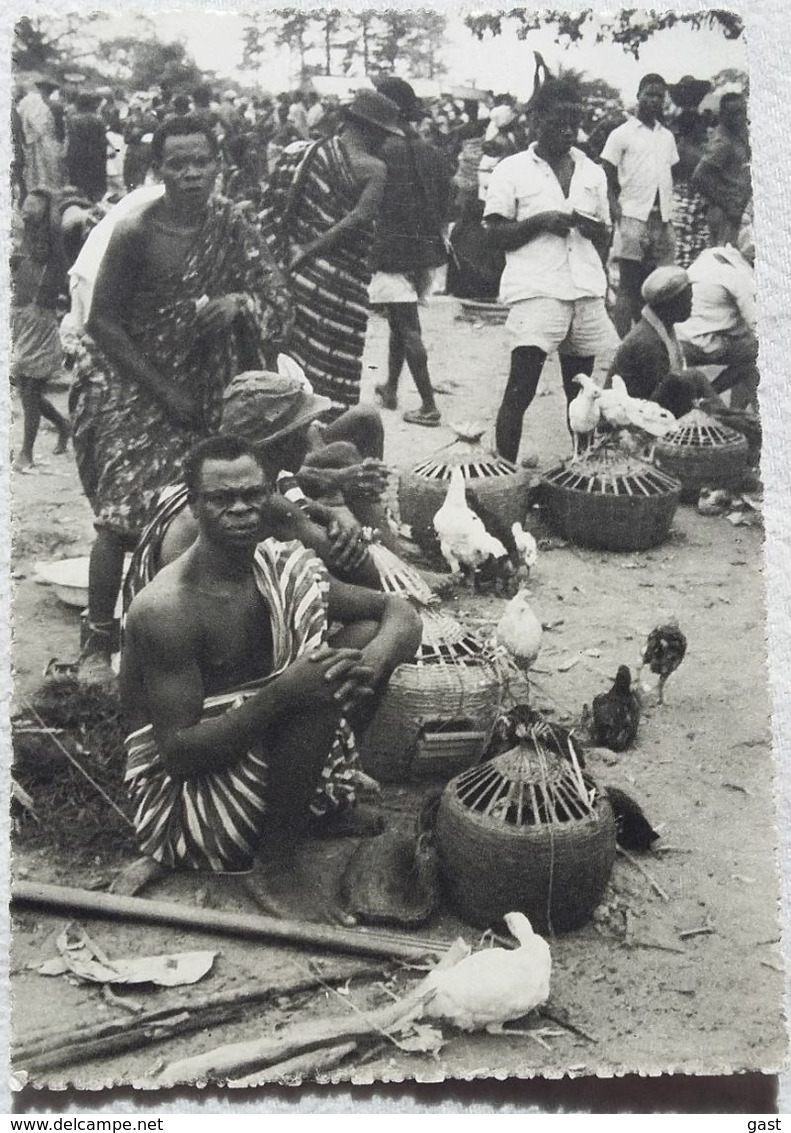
606 786 659 851
592 665 641 752
640 619 687 704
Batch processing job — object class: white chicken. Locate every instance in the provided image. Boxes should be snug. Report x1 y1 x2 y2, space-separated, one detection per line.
567 373 602 458
494 587 543 673
511 521 538 583
600 375 676 438
432 467 508 579
421 911 551 1033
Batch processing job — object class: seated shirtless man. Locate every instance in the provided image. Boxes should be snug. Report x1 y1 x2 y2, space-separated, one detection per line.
119 434 421 917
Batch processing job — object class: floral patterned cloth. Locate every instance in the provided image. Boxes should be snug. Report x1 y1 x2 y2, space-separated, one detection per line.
70 195 294 539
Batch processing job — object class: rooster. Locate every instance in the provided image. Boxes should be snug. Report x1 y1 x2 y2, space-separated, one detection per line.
591 665 641 752
568 374 602 458
421 911 551 1034
432 467 508 582
640 618 687 704
494 588 543 674
601 375 676 438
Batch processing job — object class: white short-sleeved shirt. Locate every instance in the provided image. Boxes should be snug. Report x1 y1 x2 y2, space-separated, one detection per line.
483 144 610 305
676 246 757 342
600 117 679 222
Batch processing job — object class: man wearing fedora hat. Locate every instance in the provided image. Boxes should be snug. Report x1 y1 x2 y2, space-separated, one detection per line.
259 88 404 417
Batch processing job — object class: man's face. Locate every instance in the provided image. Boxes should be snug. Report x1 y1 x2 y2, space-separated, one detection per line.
534 101 583 158
156 133 218 210
193 456 270 549
359 123 390 156
721 97 747 134
638 82 666 122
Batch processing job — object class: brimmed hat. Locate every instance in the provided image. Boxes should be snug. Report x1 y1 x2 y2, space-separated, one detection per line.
668 76 712 109
344 88 404 136
221 371 331 447
641 266 691 306
374 76 426 121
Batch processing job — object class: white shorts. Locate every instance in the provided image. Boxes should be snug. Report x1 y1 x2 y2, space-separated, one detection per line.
369 269 435 306
505 296 618 357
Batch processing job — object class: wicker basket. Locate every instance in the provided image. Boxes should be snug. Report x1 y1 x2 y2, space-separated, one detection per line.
436 727 616 933
653 408 749 501
357 609 506 783
398 422 532 540
540 450 681 552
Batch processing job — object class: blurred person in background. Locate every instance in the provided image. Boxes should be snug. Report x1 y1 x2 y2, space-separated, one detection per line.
17 76 64 192
667 76 711 269
692 91 751 247
65 91 107 202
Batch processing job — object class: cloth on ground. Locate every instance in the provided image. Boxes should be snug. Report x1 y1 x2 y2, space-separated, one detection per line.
124 538 358 872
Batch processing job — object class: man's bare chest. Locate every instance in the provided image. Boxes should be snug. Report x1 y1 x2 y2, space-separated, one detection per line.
195 585 274 691
142 220 200 279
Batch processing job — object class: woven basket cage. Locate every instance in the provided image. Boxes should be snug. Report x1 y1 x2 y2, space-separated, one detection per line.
540 451 681 552
653 408 749 500
437 730 616 932
457 299 510 326
398 430 532 537
357 610 506 783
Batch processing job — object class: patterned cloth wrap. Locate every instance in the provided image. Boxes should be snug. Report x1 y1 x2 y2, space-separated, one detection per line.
672 181 709 271
124 538 359 872
70 195 294 540
259 137 375 419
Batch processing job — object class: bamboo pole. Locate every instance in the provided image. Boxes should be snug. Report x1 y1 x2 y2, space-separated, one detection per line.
12 880 452 962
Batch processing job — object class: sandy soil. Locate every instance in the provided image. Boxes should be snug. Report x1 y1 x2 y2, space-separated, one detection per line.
9 298 787 1096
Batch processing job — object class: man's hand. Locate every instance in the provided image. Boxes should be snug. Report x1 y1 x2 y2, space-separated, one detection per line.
327 512 370 571
536 210 574 237
162 387 203 429
277 646 376 712
339 458 389 500
194 295 242 336
573 213 607 243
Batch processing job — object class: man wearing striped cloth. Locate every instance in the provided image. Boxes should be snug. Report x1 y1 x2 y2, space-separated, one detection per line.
118 434 421 918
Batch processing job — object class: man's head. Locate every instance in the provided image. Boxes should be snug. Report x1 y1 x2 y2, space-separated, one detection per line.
637 73 667 124
184 435 270 550
150 115 220 210
641 265 693 325
171 93 192 117
220 370 331 474
341 88 404 154
528 75 585 159
193 84 213 109
374 76 426 123
719 92 748 136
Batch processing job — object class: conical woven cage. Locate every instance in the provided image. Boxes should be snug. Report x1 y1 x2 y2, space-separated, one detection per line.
543 450 681 498
658 407 745 449
415 609 495 666
398 422 532 536
436 726 617 931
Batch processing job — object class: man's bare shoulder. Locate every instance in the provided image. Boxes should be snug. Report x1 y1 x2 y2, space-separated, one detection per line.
125 559 197 645
348 148 387 182
109 200 163 246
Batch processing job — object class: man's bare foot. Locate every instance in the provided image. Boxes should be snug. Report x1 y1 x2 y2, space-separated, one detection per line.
53 433 70 455
76 650 117 688
110 856 169 896
241 855 356 926
13 454 35 473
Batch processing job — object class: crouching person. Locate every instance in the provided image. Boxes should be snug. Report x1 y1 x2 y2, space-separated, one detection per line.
117 435 421 920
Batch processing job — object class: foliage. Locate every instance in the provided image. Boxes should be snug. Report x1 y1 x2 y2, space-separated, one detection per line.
464 9 744 59
240 7 447 81
13 13 112 75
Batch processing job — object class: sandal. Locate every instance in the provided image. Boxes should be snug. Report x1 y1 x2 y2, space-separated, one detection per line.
403 408 441 428
375 384 398 410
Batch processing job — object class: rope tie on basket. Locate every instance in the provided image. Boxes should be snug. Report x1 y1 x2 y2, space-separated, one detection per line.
19 699 135 830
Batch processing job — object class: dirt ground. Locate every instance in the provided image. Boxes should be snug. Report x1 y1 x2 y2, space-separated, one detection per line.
8 297 787 1096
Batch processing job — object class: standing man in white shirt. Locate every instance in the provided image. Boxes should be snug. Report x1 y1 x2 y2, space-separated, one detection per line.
484 75 617 464
601 74 679 336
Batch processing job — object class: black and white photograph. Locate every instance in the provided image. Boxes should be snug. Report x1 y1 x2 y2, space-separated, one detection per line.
6 3 786 1104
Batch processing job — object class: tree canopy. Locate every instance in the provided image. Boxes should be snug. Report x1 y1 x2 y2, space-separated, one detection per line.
463 9 744 58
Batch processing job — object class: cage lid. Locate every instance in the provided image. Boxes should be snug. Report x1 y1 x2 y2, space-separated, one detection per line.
658 407 746 449
543 451 680 497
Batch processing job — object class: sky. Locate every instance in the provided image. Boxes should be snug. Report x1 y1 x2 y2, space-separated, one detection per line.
100 9 749 98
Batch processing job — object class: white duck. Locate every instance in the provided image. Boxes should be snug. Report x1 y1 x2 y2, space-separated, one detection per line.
495 587 543 673
421 911 551 1033
432 467 508 578
567 373 602 458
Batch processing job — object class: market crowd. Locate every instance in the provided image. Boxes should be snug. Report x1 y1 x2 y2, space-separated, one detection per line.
10 64 757 902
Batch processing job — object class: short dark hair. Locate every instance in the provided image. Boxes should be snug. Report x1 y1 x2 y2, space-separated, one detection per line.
150 114 219 165
192 84 213 107
171 94 192 116
183 435 268 497
638 73 667 95
528 75 584 117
